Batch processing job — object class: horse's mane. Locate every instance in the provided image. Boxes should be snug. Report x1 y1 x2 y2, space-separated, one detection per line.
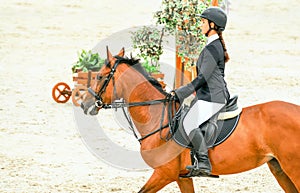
113 55 167 95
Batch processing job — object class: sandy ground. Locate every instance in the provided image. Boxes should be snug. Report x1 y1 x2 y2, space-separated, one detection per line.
1 0 300 192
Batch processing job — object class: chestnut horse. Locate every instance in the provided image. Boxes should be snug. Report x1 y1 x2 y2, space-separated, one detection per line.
81 47 300 193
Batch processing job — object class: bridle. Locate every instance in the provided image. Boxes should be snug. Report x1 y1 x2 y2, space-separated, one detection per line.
87 56 178 142
88 57 120 109
88 56 168 109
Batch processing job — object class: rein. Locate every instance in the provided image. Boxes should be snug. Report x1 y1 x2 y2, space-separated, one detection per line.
87 57 178 143
88 88 167 109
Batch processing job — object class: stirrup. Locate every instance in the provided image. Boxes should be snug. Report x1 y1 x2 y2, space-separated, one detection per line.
180 170 219 178
180 165 219 178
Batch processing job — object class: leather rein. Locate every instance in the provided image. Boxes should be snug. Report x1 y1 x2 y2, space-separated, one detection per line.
87 57 177 142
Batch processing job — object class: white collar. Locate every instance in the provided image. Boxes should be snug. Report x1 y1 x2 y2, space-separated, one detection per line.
207 34 219 45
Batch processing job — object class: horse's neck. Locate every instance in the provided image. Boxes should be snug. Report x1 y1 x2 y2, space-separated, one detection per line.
118 66 166 136
117 66 188 168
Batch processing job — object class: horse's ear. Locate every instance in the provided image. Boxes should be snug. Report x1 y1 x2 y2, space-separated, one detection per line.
117 47 125 57
106 46 113 62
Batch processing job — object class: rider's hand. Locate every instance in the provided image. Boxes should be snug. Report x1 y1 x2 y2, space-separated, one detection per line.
170 90 176 96
167 90 179 102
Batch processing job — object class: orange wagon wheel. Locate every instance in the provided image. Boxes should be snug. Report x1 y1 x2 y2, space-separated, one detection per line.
52 82 72 103
72 85 88 107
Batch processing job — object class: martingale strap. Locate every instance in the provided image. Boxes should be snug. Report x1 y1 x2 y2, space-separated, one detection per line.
102 98 172 143
104 97 176 142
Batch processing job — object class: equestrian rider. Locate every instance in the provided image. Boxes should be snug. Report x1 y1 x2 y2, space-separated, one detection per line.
173 7 230 177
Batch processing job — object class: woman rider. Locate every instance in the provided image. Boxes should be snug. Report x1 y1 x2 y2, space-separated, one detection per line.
173 7 230 177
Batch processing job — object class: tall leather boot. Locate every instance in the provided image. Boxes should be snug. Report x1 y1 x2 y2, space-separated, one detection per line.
201 113 219 147
185 128 212 177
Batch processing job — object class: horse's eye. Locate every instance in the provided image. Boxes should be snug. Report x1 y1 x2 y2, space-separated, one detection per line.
96 74 103 80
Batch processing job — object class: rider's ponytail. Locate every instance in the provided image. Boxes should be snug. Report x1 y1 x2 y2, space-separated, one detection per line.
218 31 230 63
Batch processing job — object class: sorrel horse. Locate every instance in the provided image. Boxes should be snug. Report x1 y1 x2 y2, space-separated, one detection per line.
81 47 300 193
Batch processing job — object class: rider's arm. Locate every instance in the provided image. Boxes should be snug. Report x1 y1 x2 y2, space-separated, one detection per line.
174 46 218 102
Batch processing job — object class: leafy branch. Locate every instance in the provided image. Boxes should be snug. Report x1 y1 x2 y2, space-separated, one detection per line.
154 0 210 66
131 26 165 73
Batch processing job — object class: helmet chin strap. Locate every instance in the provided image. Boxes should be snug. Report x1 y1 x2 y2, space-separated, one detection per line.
205 29 211 37
205 21 217 37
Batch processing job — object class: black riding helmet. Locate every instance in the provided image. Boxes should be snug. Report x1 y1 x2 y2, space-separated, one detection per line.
200 6 227 32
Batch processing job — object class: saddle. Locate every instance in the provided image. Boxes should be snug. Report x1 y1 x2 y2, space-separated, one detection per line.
218 95 240 120
172 95 242 149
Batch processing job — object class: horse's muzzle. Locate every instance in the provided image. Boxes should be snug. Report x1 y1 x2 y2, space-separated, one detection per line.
81 102 99 115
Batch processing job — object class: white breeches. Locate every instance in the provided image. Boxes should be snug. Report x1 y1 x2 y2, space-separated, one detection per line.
183 100 225 135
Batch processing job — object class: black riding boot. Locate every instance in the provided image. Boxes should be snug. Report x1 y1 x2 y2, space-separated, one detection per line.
185 128 212 177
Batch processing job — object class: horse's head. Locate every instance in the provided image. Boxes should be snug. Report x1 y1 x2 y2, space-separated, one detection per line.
81 47 125 115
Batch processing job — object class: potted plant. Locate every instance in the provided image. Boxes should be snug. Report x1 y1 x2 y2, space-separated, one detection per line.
72 50 105 73
131 26 165 75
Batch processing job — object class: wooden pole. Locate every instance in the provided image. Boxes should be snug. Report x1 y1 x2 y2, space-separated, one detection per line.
175 48 182 88
212 0 218 6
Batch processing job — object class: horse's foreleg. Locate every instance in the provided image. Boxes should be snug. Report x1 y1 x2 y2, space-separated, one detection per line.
176 177 194 193
267 158 299 193
138 170 174 193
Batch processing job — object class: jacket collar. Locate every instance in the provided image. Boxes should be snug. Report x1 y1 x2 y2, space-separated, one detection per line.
207 34 219 45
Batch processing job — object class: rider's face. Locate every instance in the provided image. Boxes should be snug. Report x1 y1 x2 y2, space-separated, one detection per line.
200 18 210 35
